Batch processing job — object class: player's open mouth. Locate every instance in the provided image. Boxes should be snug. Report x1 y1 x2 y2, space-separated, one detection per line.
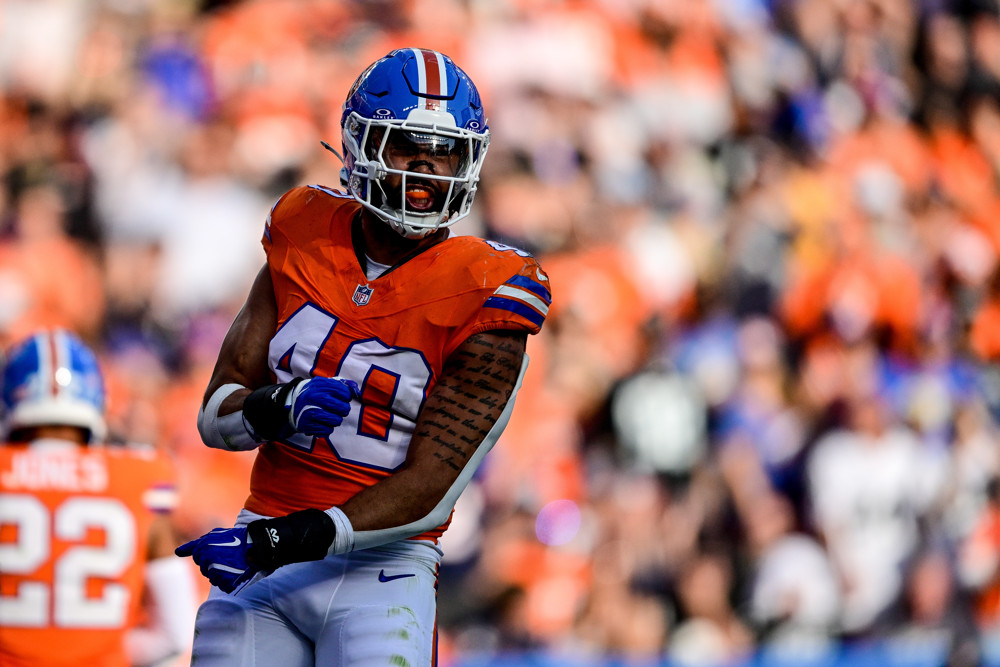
405 184 436 211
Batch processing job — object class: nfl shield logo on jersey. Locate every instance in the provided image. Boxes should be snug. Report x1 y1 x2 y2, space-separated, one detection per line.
353 284 373 306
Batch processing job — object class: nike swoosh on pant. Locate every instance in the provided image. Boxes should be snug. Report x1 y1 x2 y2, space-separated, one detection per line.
378 569 416 582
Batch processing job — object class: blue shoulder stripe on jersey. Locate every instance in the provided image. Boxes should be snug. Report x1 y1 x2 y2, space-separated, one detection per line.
263 197 282 242
308 184 353 199
506 274 551 304
484 296 546 328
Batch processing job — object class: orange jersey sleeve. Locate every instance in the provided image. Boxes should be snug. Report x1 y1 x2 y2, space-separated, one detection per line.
0 443 177 667
247 185 550 542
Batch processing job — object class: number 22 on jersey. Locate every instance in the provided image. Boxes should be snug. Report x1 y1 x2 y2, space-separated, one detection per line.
0 494 135 628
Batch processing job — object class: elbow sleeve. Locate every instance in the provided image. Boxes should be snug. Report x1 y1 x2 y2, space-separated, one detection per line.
197 383 260 451
126 556 197 665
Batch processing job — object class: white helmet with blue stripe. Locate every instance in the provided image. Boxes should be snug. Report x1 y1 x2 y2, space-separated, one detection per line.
1 329 107 442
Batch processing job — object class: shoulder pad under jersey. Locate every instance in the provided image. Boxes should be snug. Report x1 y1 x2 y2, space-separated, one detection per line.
446 238 551 335
263 184 355 245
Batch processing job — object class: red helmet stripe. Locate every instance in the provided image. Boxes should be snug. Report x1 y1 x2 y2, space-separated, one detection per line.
412 48 448 112
419 49 441 95
44 330 60 398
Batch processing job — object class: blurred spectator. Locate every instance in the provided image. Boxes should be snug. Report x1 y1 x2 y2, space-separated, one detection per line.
960 477 1000 634
808 340 944 635
806 363 947 636
877 546 982 667
716 316 811 515
942 399 1000 542
0 179 105 347
667 550 754 667
742 491 841 657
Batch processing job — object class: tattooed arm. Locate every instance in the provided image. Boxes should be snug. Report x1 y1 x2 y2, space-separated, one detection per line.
177 330 528 577
337 330 527 544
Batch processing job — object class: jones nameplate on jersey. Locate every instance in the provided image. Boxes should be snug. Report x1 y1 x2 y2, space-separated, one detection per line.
1 451 109 492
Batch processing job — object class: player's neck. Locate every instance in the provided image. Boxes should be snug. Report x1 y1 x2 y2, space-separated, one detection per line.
12 425 90 445
358 213 446 267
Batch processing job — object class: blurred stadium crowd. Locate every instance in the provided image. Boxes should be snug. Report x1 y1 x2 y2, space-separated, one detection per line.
5 0 1000 665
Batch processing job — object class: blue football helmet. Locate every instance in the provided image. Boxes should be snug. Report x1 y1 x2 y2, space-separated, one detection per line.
1 329 107 442
340 48 490 238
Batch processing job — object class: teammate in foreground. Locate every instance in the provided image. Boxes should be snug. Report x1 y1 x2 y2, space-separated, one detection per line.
0 329 196 667
176 48 551 665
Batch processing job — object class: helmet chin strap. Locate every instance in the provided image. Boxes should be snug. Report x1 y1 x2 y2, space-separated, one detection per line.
321 141 352 188
320 140 346 165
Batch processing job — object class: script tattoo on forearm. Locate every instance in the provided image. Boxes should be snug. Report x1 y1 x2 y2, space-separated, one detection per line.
417 332 525 471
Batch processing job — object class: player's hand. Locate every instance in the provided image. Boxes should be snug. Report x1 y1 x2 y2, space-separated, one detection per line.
175 526 259 594
243 376 359 441
175 509 335 591
246 508 336 571
287 377 359 437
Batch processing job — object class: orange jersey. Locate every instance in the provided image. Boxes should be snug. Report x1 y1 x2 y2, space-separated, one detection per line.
0 441 177 667
245 185 551 542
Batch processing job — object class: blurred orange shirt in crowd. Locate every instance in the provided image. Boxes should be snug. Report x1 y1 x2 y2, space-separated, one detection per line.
970 297 1000 360
962 502 1000 628
0 239 105 349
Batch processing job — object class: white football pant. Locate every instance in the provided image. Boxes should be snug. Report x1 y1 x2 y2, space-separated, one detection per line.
190 538 440 666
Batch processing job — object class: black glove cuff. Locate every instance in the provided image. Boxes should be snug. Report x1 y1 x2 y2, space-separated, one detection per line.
242 377 304 441
246 508 336 570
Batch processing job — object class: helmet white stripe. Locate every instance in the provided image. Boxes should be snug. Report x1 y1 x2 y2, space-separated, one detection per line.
434 50 448 113
411 48 428 107
51 330 70 399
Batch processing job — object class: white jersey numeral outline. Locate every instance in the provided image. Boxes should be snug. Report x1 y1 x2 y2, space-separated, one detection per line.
268 303 432 470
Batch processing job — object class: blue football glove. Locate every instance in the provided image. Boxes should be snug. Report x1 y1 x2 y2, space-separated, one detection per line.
288 377 359 437
176 510 337 592
175 525 260 593
243 376 359 441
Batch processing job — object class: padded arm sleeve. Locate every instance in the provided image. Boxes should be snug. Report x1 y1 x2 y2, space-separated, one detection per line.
197 383 260 451
326 354 529 555
125 556 197 666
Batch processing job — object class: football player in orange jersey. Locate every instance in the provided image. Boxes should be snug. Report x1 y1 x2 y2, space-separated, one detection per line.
175 48 551 665
0 329 196 667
